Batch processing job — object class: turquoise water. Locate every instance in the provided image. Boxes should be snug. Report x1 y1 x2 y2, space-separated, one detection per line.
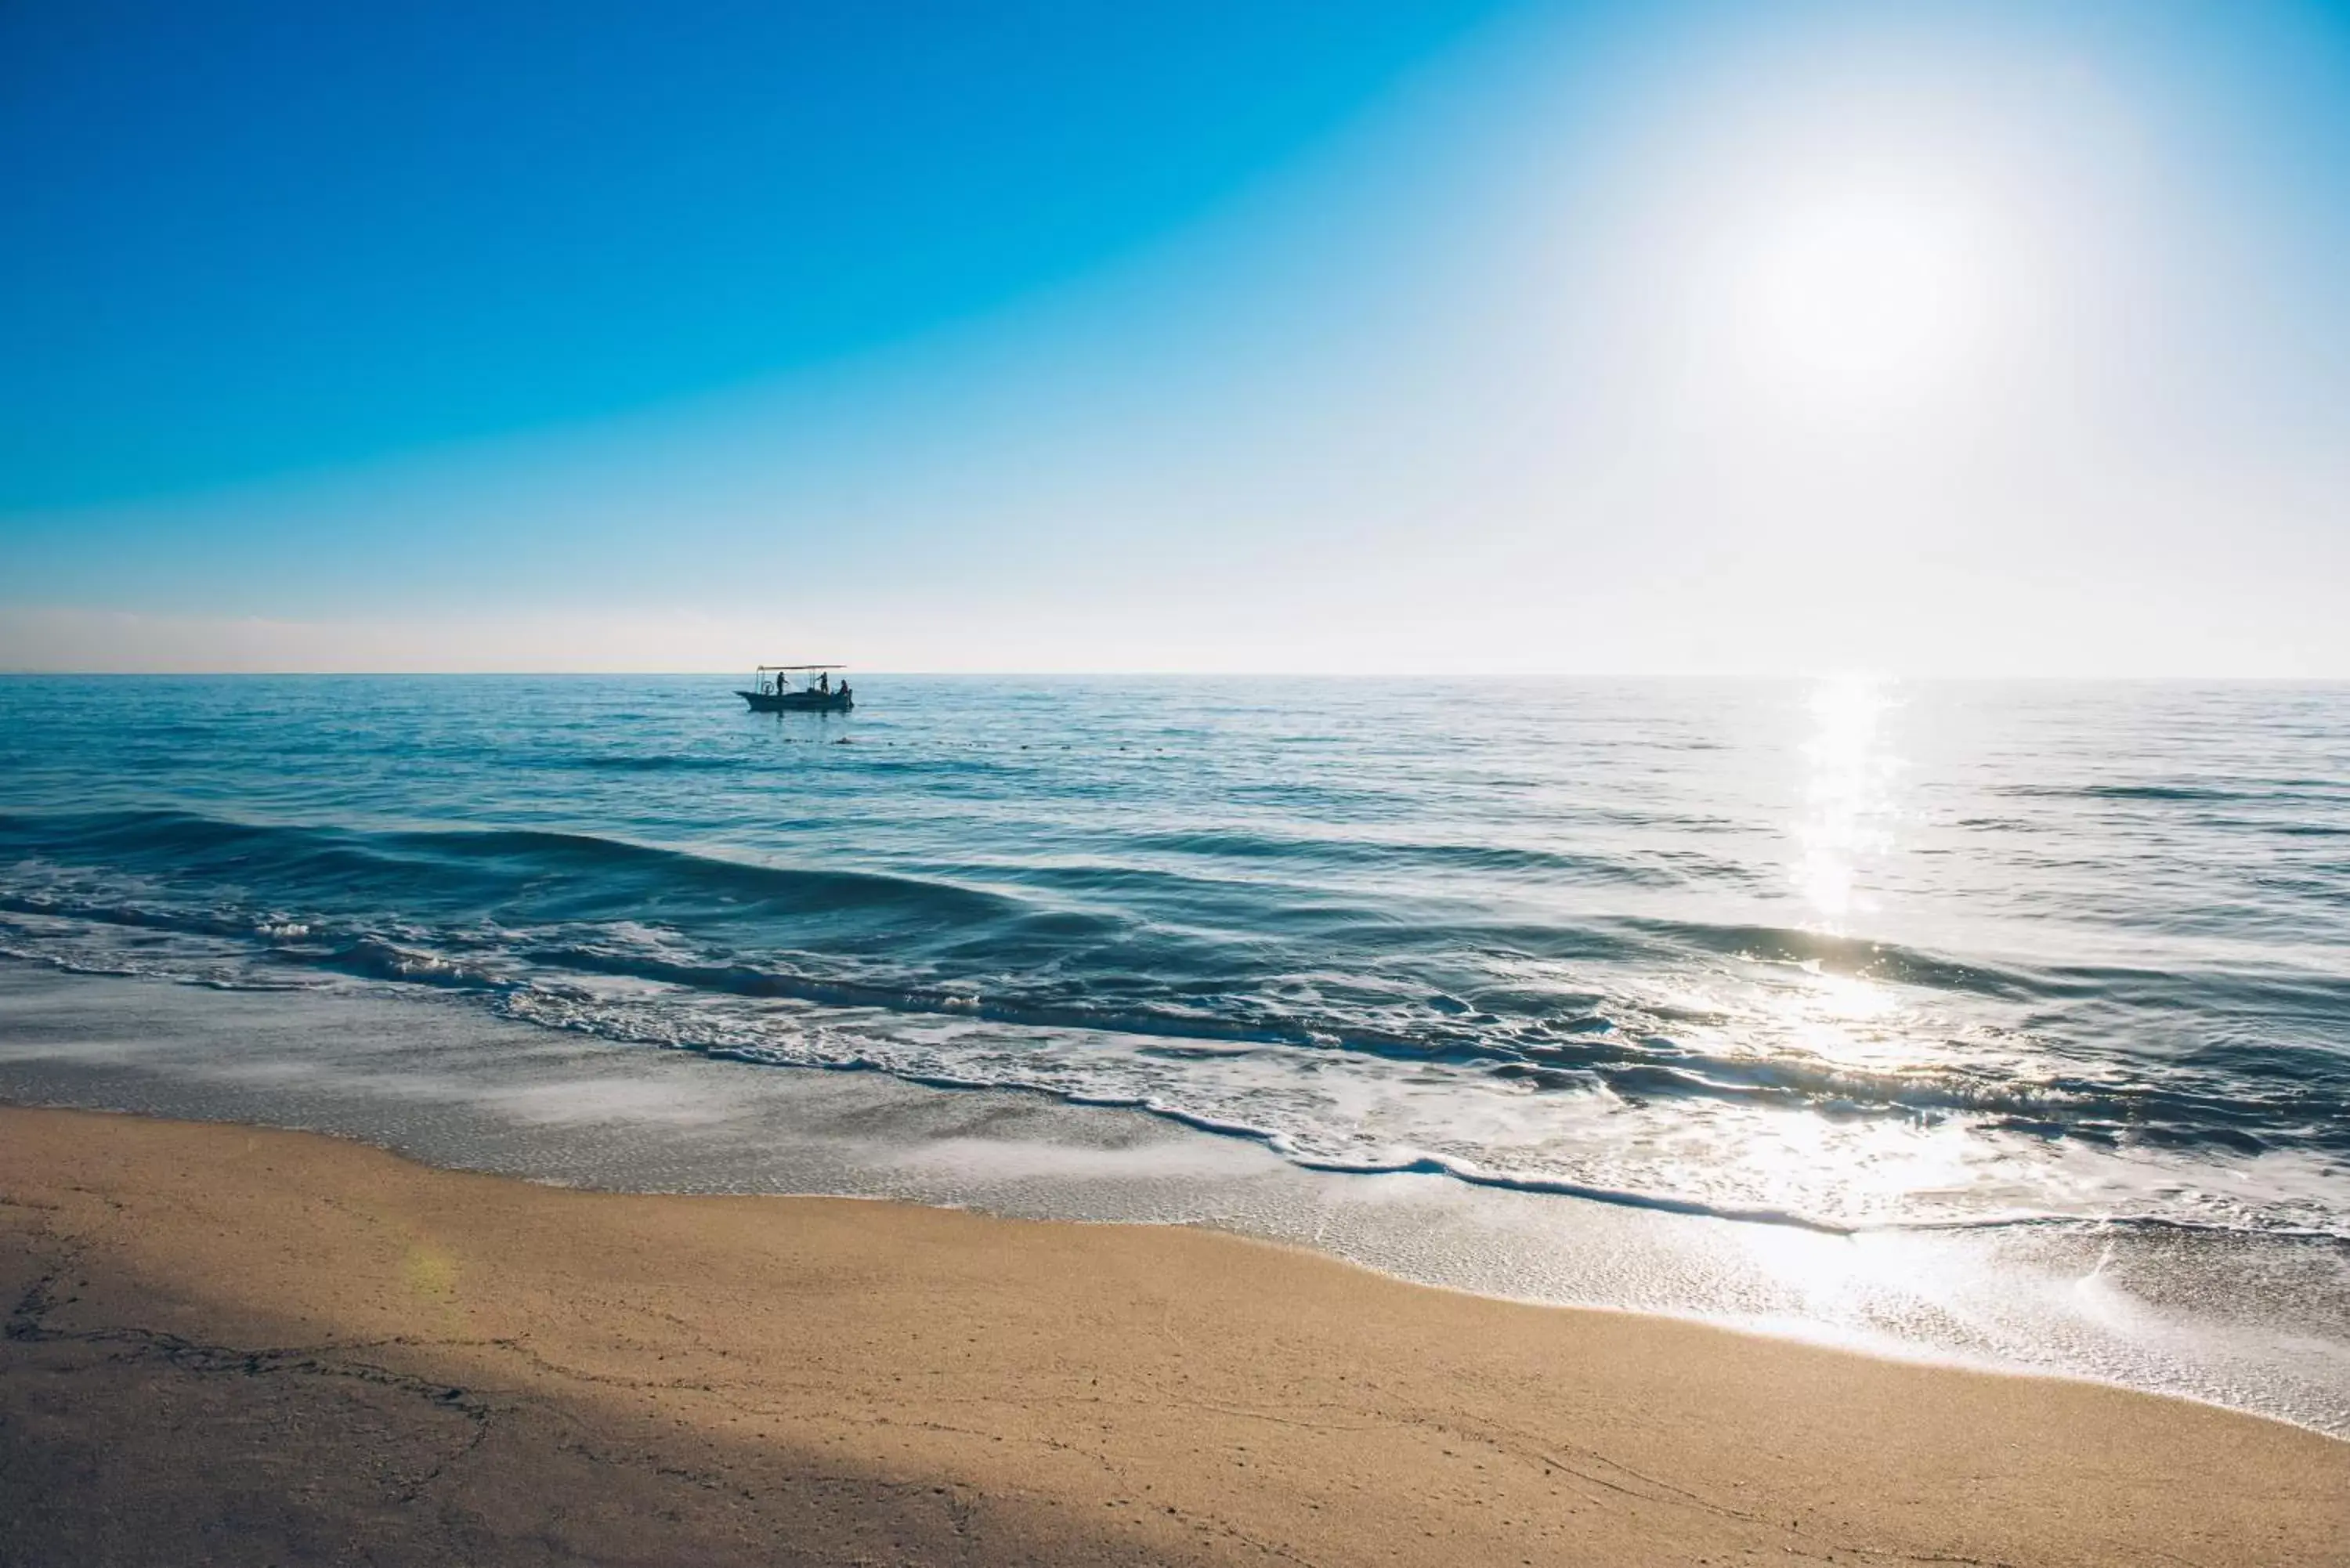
3 674 2344 1245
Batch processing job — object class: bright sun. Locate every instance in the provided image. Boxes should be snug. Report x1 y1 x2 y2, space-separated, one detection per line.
1731 180 2000 412
1609 49 2118 446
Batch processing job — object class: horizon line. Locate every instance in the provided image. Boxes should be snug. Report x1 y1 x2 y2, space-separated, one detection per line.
4 669 2345 683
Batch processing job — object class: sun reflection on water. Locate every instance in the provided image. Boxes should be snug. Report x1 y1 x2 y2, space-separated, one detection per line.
1710 675 1954 1230
1793 674 1902 930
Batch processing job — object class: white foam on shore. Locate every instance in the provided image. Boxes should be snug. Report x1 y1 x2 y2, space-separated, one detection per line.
2 959 2344 1437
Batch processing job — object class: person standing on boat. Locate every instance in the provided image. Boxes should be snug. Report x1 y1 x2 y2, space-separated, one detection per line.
818 672 830 695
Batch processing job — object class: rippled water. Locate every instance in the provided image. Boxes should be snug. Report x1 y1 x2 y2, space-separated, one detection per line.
2 674 2345 1242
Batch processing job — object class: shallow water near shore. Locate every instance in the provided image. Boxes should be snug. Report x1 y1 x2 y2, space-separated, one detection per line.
2 965 2346 1436
2 674 2346 1430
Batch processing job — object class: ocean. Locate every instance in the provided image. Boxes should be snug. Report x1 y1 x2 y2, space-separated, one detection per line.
2 674 2345 1429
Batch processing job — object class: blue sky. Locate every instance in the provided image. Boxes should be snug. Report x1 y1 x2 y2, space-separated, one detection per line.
5 0 2348 672
2 0 1519 508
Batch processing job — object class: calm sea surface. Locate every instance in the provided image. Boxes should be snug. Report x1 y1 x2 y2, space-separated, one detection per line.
4 674 2345 1245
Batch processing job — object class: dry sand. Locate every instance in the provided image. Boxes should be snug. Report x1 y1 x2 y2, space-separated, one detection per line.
1 1104 2341 1566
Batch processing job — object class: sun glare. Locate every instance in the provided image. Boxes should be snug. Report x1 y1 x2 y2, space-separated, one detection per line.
1730 179 2000 412
1623 70 2057 436
1793 674 1900 927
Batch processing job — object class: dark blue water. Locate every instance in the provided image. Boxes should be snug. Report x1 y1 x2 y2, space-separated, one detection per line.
3 674 2345 1238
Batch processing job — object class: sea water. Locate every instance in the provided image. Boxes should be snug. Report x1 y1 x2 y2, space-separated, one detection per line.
2 675 2345 1427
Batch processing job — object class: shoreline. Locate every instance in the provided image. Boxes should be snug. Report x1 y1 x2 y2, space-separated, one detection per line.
5 1103 2344 1566
12 1086 2348 1447
4 959 2348 1441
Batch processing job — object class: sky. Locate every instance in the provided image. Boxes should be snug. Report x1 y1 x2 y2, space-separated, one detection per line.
4 0 2348 674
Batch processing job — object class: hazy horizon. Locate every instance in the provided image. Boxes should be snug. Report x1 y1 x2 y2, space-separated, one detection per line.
10 667 2350 686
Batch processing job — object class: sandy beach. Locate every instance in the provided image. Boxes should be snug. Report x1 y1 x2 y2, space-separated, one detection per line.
2 1104 2342 1567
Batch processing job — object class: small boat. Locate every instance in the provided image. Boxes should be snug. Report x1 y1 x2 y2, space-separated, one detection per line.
739 664 854 712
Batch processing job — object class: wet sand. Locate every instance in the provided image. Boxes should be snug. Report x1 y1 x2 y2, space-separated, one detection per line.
2 1105 2342 1566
